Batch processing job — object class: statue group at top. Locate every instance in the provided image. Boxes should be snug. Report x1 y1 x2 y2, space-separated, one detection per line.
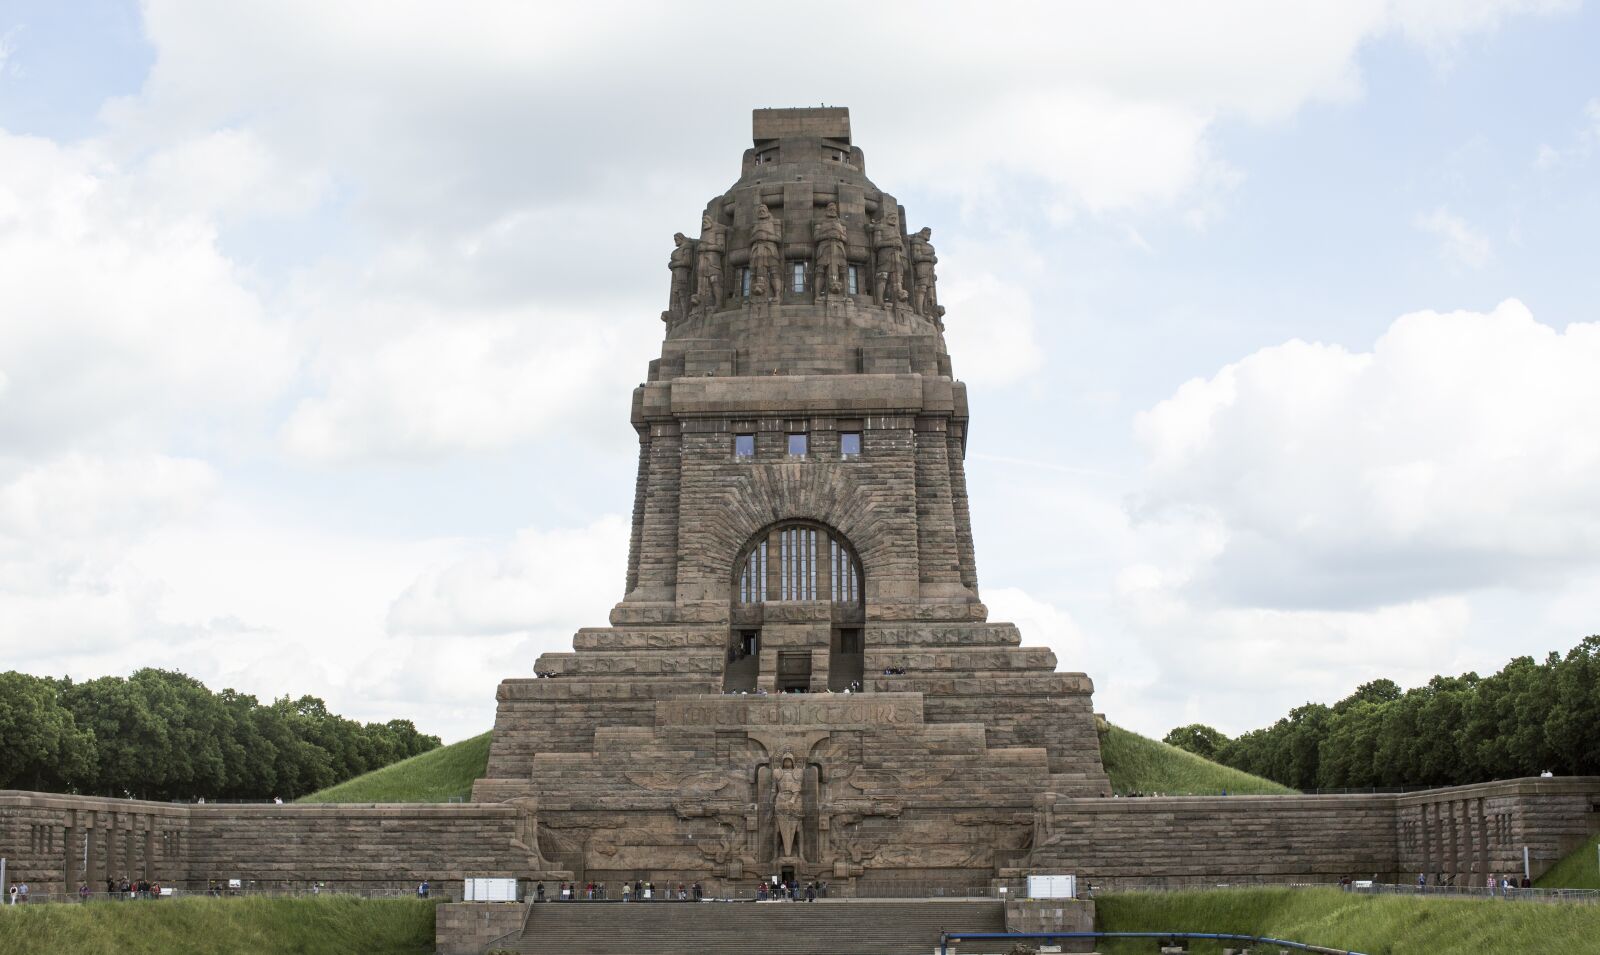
665 200 943 324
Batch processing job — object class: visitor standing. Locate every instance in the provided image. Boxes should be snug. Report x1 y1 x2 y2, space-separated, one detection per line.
78 882 90 902
6 885 15 905
16 882 27 904
418 878 430 899
536 881 545 902
692 881 702 901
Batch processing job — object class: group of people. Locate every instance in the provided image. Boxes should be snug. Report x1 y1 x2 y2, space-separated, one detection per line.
4 883 27 904
545 880 705 902
756 878 826 901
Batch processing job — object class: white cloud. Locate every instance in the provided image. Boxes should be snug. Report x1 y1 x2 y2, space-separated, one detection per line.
0 132 293 453
281 309 636 462
388 516 626 638
1133 299 1600 607
1414 206 1493 269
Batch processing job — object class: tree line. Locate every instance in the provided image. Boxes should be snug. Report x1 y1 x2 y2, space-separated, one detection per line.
0 668 439 800
1164 634 1600 791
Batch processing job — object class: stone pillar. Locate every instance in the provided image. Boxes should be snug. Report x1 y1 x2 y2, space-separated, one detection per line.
913 418 964 597
632 423 681 601
84 812 102 888
1459 800 1476 885
1418 804 1431 880
946 424 979 592
64 812 80 891
144 818 156 881
1476 798 1489 885
624 434 648 594
1446 801 1459 881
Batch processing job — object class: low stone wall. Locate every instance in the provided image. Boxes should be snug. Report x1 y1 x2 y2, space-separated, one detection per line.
0 791 565 897
1031 793 1399 890
435 901 531 955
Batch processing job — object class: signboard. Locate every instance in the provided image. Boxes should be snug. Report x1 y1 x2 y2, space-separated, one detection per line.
464 877 518 902
1027 874 1077 899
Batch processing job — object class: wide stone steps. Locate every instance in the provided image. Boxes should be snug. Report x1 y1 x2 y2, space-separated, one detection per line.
513 898 1011 955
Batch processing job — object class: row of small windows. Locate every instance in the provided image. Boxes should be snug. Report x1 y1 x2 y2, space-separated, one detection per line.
735 432 861 459
740 264 859 296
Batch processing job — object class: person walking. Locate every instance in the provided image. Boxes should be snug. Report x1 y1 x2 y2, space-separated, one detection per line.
535 881 546 902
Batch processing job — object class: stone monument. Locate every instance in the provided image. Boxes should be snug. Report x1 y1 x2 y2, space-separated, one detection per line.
472 107 1110 895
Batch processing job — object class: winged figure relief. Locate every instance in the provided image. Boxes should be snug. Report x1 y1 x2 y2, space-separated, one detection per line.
843 764 958 793
625 768 735 796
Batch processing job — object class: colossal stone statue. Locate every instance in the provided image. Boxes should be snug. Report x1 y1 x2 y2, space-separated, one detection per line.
773 754 804 859
666 232 695 321
812 201 849 300
910 226 941 321
692 212 728 309
749 202 784 302
870 201 908 307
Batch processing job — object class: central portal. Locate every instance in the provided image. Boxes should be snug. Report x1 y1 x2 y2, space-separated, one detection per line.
728 520 864 694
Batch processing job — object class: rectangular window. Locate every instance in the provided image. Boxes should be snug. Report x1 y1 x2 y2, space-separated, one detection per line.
791 262 806 293
741 268 751 297
787 433 808 457
840 432 861 457
735 434 755 458
848 265 859 295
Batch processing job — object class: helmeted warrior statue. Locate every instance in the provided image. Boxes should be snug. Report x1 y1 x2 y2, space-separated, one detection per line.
813 201 849 300
749 202 783 302
665 232 695 321
692 212 728 310
870 201 908 307
910 226 942 322
773 754 804 859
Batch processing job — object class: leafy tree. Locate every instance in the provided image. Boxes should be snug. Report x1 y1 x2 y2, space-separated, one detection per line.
1162 723 1230 760
0 671 96 790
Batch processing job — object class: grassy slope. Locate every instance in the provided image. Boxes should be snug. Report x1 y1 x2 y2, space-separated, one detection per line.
0 897 434 955
298 732 491 804
299 722 1292 803
1536 830 1600 890
1097 887 1600 955
1100 722 1297 796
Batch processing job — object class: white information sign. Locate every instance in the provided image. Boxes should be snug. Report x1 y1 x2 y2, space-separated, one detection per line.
1027 874 1077 899
464 877 518 902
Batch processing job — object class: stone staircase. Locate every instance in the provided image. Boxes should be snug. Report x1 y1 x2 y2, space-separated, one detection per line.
511 898 1011 954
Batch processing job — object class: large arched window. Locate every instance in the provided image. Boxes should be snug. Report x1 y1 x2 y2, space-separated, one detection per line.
734 521 862 605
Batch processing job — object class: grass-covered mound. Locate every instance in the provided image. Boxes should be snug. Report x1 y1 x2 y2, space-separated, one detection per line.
1097 887 1600 954
298 731 490 803
1100 722 1297 795
1537 830 1600 890
0 896 434 955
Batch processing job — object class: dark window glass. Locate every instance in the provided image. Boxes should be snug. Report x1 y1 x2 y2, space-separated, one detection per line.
788 433 808 456
735 434 755 458
840 432 861 456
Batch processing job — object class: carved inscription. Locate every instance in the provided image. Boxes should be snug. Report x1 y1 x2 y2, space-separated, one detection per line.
659 697 919 728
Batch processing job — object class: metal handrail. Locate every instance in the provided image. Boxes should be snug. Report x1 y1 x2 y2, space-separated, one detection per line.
941 931 1368 955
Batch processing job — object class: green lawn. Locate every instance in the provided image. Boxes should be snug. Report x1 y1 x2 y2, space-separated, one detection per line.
298 732 491 803
1096 887 1600 955
1099 722 1297 796
1536 830 1600 890
0 896 435 955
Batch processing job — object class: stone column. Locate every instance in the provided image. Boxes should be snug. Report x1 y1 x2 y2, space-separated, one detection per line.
632 423 681 601
1418 804 1431 881
913 418 964 598
1476 798 1489 885
64 812 80 891
84 812 101 888
1446 801 1459 881
1459 800 1476 886
946 424 979 592
625 434 648 594
144 818 156 881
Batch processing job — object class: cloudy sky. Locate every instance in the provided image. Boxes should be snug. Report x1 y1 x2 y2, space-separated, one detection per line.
2 1 1598 746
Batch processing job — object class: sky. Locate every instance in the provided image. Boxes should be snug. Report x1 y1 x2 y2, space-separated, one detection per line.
1 1 1598 746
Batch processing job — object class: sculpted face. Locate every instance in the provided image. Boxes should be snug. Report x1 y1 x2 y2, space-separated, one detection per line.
674 232 687 245
918 227 932 240
757 203 771 220
701 212 713 230
826 202 839 219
